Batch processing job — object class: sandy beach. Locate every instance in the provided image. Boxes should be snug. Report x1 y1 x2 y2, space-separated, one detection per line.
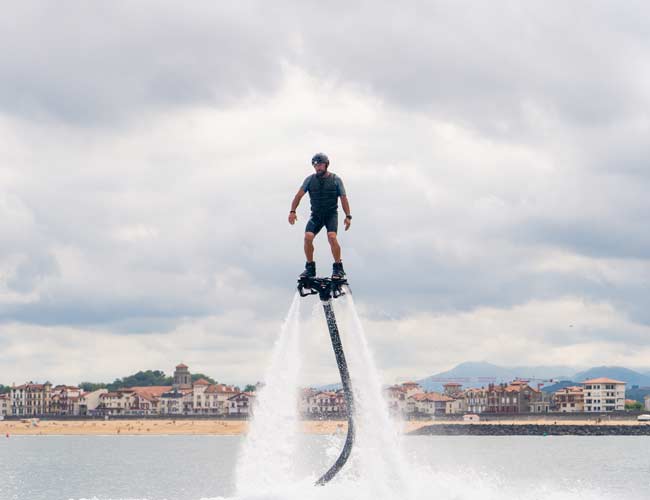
1 417 644 436
0 419 356 436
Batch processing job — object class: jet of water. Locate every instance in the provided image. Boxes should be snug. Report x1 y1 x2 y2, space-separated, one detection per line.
235 293 303 495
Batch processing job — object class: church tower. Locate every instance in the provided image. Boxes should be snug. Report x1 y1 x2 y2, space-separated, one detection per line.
173 363 192 389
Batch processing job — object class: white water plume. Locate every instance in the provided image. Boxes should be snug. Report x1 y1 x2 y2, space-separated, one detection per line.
332 292 415 498
233 289 417 500
235 293 303 495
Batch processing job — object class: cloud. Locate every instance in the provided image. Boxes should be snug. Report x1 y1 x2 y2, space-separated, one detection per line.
1 3 649 384
356 296 650 382
0 2 293 124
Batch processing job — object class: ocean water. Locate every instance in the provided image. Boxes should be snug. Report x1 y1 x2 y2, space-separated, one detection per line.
1 434 649 500
3 294 648 500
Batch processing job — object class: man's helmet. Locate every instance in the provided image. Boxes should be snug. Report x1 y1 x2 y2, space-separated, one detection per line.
311 153 329 166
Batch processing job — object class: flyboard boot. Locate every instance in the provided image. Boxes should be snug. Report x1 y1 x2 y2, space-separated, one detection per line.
299 261 316 279
332 261 346 280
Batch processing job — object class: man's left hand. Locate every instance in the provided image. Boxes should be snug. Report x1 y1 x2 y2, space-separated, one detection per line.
344 217 351 231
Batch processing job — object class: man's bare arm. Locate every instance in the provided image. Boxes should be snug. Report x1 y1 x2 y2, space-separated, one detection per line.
340 195 350 217
341 195 351 230
288 189 306 225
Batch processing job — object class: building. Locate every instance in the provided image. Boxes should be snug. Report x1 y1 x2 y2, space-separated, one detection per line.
401 381 424 398
192 380 238 415
307 390 346 417
645 395 650 411
553 386 584 412
299 388 318 416
442 382 463 398
128 386 171 415
383 381 424 416
159 388 192 415
582 378 625 412
97 391 133 415
173 363 192 389
465 387 488 414
11 382 53 416
79 389 108 416
50 385 82 416
484 380 546 413
228 392 255 416
408 392 454 416
0 393 10 417
384 385 408 415
204 383 238 415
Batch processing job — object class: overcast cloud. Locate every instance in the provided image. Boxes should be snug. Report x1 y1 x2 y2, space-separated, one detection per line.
1 1 649 386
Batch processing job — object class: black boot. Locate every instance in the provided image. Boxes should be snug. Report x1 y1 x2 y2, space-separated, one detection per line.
332 262 346 279
300 261 316 279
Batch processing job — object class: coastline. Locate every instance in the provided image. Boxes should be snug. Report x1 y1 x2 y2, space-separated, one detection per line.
0 419 355 436
1 418 647 436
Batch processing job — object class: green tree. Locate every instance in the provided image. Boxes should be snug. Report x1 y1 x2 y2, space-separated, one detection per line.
79 382 108 392
0 384 10 394
107 370 173 390
625 401 643 411
244 384 257 392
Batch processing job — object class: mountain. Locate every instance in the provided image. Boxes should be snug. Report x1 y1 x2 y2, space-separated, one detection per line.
541 380 579 393
417 362 577 392
573 366 650 387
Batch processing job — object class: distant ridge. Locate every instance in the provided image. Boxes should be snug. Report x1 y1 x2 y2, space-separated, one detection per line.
319 364 650 393
573 366 650 386
416 362 650 392
417 361 577 392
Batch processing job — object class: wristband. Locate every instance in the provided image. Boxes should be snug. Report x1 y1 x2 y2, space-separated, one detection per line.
345 215 352 220
290 211 296 213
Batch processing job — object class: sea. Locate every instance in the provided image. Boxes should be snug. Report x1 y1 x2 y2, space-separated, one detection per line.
4 293 648 500
0 434 648 500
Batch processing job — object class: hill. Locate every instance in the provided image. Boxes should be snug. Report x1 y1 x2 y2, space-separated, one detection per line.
417 362 576 392
573 366 650 387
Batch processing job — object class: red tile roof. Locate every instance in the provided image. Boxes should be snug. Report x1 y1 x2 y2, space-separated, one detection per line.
410 392 454 402
127 386 172 399
205 384 236 394
582 378 626 384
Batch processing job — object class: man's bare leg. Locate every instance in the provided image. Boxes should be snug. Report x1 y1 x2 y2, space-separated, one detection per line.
304 232 316 262
327 232 341 263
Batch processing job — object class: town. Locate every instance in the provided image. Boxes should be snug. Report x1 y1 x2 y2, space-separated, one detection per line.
1 363 650 419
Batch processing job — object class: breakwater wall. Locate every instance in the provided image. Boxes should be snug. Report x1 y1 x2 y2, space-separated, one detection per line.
410 424 650 436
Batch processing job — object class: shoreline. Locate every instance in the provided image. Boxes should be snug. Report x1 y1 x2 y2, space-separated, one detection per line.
1 418 648 436
0 419 352 436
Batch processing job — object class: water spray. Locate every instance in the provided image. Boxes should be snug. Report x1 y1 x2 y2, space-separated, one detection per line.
298 276 355 485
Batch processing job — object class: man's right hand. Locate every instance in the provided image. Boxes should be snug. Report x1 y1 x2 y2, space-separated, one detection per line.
288 212 297 225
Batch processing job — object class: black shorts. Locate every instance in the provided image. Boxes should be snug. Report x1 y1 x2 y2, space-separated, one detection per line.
305 212 338 235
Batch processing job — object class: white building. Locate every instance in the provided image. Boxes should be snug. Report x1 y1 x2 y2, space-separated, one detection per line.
465 387 488 414
79 389 108 415
384 382 424 416
0 393 10 417
228 392 255 416
159 388 192 415
645 395 650 411
203 383 238 415
98 391 134 415
582 378 625 412
408 392 453 416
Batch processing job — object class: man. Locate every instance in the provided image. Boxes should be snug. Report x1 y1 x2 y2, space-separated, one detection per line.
288 153 352 279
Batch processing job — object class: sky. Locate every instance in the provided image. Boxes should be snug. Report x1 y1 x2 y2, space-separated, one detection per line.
1 1 649 387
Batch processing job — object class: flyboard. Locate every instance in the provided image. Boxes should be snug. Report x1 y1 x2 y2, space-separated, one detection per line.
297 275 354 486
